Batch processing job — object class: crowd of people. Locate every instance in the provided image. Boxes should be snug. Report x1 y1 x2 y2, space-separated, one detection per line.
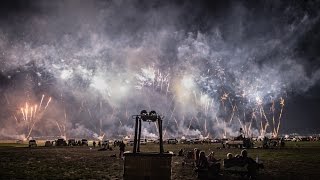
180 148 263 179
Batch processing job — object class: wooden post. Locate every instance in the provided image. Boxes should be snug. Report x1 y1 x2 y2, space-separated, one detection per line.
133 116 139 153
158 117 164 154
137 119 142 152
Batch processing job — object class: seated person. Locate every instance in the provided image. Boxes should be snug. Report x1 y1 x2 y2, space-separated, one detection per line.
207 151 221 163
195 151 209 179
239 149 256 164
224 153 236 168
239 149 263 178
207 151 221 173
187 150 194 159
197 151 209 169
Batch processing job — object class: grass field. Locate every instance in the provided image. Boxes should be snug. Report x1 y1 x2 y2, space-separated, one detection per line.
1 141 320 179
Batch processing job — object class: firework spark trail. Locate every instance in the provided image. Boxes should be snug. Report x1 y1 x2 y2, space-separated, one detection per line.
165 102 177 130
109 105 122 128
247 111 256 137
193 115 201 127
18 95 52 140
228 103 237 124
174 117 179 130
276 97 285 137
34 105 38 117
154 122 159 135
223 121 227 138
187 117 194 130
26 121 36 140
204 118 207 135
118 118 123 127
25 103 28 122
271 100 276 136
13 115 18 123
260 120 264 136
39 94 45 109
166 82 170 96
21 108 26 121
220 92 228 112
109 106 115 121
4 94 10 105
215 116 219 124
87 108 98 131
63 108 67 138
163 129 167 138
166 95 176 125
258 102 271 137
44 97 52 110
193 91 198 106
55 121 63 137
30 107 34 121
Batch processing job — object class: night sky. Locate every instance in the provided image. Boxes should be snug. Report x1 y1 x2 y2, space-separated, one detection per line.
0 0 320 139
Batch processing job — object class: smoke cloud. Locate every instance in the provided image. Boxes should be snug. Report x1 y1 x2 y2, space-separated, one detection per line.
0 0 319 140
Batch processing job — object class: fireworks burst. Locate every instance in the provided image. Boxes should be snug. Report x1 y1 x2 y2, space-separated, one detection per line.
17 95 52 140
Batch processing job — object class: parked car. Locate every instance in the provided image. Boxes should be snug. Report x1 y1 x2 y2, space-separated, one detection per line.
81 139 88 146
56 138 67 146
146 139 155 143
29 140 37 147
68 139 76 146
45 141 53 147
167 138 178 144
140 139 147 145
212 139 221 143
102 140 109 146
190 138 201 144
179 139 191 144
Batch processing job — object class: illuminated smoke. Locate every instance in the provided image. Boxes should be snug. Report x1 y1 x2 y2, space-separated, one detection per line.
0 1 319 139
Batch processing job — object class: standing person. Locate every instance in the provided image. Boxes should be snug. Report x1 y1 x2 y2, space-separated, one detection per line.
194 148 201 167
93 141 96 148
119 141 126 159
178 149 184 156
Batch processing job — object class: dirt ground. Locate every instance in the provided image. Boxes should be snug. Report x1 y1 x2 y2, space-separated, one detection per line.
1 141 320 179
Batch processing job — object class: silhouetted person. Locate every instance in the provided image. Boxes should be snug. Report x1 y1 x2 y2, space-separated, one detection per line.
280 138 285 147
195 151 210 180
194 148 200 166
240 149 262 179
224 153 235 168
178 149 184 156
263 137 269 149
98 141 101 147
207 151 220 163
93 141 96 148
119 141 125 159
198 151 209 169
